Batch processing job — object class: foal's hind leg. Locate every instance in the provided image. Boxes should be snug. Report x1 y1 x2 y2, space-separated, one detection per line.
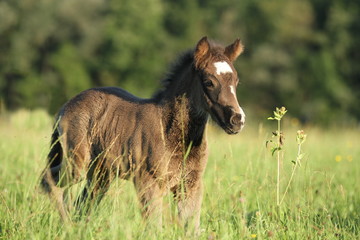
42 153 90 221
41 166 70 222
74 167 111 217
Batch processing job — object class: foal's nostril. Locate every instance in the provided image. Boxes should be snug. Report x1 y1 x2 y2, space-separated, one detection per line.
230 114 242 126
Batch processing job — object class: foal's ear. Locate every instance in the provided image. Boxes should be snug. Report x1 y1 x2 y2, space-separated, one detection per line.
194 36 210 68
224 38 244 62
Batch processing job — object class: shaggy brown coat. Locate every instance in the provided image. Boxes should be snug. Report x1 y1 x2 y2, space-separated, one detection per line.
41 37 245 232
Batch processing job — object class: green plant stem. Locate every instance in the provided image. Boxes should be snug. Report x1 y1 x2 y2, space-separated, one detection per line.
276 119 280 206
279 143 302 205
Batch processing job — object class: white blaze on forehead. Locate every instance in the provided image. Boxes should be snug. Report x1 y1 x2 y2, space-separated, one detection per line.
230 85 236 96
214 61 233 75
229 85 243 115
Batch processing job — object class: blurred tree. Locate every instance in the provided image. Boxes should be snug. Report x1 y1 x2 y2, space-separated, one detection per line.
95 0 168 96
0 0 169 113
163 0 204 48
0 0 359 124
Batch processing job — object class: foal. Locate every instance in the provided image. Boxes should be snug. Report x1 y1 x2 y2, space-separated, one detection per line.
41 37 245 231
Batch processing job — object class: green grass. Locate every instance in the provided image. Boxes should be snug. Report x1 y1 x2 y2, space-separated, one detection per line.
0 109 359 239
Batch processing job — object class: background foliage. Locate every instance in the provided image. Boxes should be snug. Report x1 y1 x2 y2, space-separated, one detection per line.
0 0 359 124
0 110 359 239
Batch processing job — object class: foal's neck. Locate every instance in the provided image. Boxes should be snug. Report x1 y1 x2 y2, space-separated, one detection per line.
160 63 208 148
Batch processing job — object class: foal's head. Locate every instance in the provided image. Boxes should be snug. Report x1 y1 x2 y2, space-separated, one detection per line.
194 37 245 134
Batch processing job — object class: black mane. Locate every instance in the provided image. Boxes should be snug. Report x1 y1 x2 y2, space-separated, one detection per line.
152 49 194 102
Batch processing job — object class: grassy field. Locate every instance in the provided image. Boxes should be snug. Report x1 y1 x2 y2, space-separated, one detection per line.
0 109 359 239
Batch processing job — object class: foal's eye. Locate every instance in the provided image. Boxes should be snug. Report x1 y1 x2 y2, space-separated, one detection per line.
204 80 214 88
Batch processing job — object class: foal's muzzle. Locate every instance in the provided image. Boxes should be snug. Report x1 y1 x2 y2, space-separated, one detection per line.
226 108 245 134
208 103 245 135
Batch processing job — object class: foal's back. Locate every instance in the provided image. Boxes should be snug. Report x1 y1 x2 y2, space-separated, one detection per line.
57 87 166 183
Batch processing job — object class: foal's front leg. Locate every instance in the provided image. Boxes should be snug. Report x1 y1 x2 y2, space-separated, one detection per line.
134 172 164 228
176 171 203 234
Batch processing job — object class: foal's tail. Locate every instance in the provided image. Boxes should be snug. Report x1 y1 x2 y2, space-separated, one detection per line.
40 127 63 193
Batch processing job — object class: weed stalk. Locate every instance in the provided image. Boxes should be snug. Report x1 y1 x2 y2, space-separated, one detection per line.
267 107 307 206
279 130 306 205
267 107 287 206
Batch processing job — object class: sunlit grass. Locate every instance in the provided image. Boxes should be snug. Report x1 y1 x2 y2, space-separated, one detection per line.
0 110 359 239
